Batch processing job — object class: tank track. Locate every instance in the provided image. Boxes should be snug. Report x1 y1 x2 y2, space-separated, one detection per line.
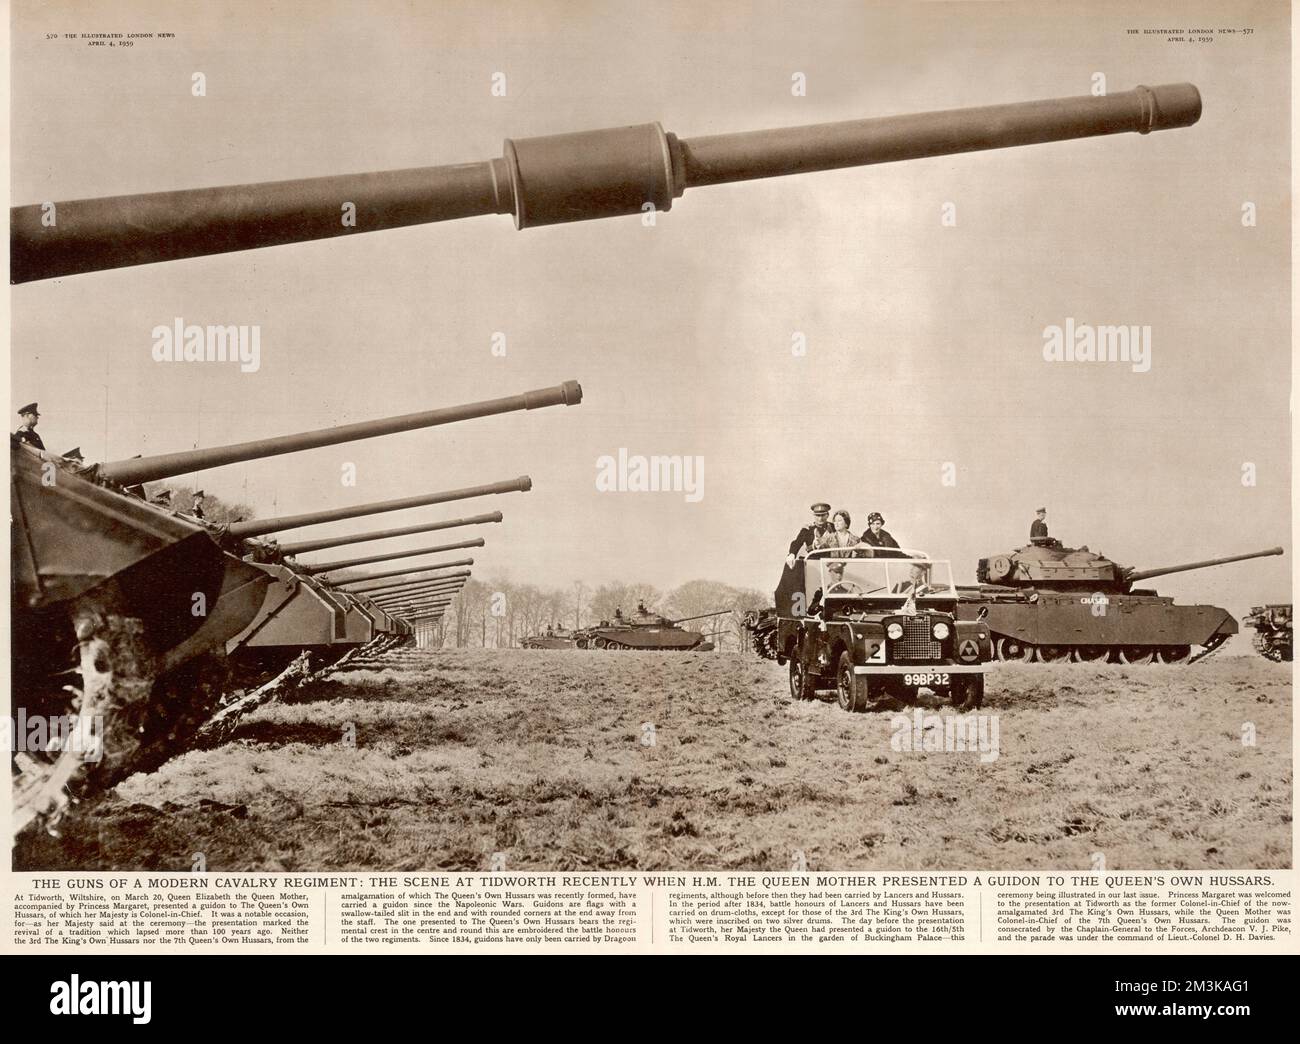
743 610 780 661
1250 630 1291 662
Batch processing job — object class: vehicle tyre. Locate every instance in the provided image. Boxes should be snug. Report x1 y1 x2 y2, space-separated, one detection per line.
1071 645 1109 662
789 657 815 702
1117 646 1154 665
1037 645 1070 663
836 652 868 713
1154 645 1191 664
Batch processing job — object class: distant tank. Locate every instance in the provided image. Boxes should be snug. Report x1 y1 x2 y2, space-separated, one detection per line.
12 84 1201 283
1243 605 1292 662
956 540 1285 663
578 603 727 651
520 625 580 650
10 381 578 831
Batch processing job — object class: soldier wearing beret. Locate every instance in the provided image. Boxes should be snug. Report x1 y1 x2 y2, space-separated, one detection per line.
12 403 44 451
1030 508 1049 542
861 512 900 549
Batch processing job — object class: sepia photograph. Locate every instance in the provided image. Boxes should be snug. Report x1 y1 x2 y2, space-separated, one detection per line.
6 0 1292 887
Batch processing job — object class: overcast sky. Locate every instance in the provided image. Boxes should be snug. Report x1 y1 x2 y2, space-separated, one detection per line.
8 0 1291 622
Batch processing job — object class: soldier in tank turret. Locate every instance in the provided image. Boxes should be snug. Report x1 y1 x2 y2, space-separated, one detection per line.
861 512 900 549
12 403 44 451
190 489 207 519
1030 508 1049 543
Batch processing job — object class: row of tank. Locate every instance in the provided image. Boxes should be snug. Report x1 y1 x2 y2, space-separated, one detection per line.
520 604 732 650
11 380 584 834
746 538 1286 665
10 81 1220 829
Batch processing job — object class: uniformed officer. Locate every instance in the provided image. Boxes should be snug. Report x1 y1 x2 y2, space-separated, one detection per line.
1030 508 1048 541
150 489 173 508
13 403 44 450
861 512 900 549
191 489 207 519
785 502 833 569
62 446 85 463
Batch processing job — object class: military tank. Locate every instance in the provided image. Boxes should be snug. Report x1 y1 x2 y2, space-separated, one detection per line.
955 541 1285 663
577 604 728 651
12 84 1202 283
520 626 581 650
11 382 578 831
1243 605 1292 662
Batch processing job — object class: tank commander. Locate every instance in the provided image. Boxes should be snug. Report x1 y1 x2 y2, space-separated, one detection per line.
62 446 85 463
861 512 900 549
1030 508 1049 543
191 489 207 519
150 489 173 508
814 509 860 551
12 403 44 450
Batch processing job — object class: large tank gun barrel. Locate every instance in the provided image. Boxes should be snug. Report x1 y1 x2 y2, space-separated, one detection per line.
96 384 578 487
12 85 1200 283
1126 546 1284 583
227 477 529 539
277 511 502 555
299 537 484 574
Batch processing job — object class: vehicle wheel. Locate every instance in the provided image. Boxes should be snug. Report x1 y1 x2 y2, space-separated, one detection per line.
997 636 1036 662
1154 645 1191 664
789 657 814 701
1071 645 1109 662
949 674 984 711
1037 645 1070 663
836 652 868 713
1117 646 1154 665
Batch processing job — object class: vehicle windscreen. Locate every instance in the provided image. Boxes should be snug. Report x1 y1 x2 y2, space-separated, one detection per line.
807 557 955 601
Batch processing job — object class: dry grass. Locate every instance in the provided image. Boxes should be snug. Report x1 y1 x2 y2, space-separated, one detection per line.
16 649 1291 871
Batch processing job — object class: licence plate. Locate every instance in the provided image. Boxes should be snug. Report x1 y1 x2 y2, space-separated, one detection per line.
902 672 950 687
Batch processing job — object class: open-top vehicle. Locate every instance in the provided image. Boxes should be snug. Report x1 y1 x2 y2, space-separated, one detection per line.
776 548 992 712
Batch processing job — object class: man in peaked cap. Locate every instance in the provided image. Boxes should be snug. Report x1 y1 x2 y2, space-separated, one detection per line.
775 501 833 615
786 502 833 569
62 447 85 463
190 489 207 520
13 403 44 450
150 489 173 508
1030 507 1049 542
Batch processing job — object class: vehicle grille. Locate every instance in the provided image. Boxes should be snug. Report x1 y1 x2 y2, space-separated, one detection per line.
894 616 941 662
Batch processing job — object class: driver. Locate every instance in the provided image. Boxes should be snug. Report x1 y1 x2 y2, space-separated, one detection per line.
893 562 931 594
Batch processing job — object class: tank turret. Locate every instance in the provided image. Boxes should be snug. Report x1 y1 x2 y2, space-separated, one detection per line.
978 543 1283 593
12 85 1201 283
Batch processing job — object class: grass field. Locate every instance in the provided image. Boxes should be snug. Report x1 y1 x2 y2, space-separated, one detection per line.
15 649 1292 871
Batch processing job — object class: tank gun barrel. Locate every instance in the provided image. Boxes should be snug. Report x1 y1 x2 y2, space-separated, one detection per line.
670 609 733 624
328 557 473 587
227 477 529 539
96 384 578 487
12 85 1200 283
339 567 471 594
276 511 502 555
299 537 484 574
1126 546 1284 583
353 577 468 599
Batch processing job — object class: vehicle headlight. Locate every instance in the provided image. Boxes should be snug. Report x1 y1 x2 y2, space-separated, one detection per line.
932 622 951 640
886 622 904 640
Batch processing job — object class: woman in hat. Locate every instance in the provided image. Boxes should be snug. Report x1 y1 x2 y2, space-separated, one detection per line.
861 512 899 549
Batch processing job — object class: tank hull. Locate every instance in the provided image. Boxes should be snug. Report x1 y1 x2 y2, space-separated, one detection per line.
582 625 709 651
956 587 1237 662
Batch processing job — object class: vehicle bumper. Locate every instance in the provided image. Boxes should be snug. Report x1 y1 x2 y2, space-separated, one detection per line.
853 664 984 675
